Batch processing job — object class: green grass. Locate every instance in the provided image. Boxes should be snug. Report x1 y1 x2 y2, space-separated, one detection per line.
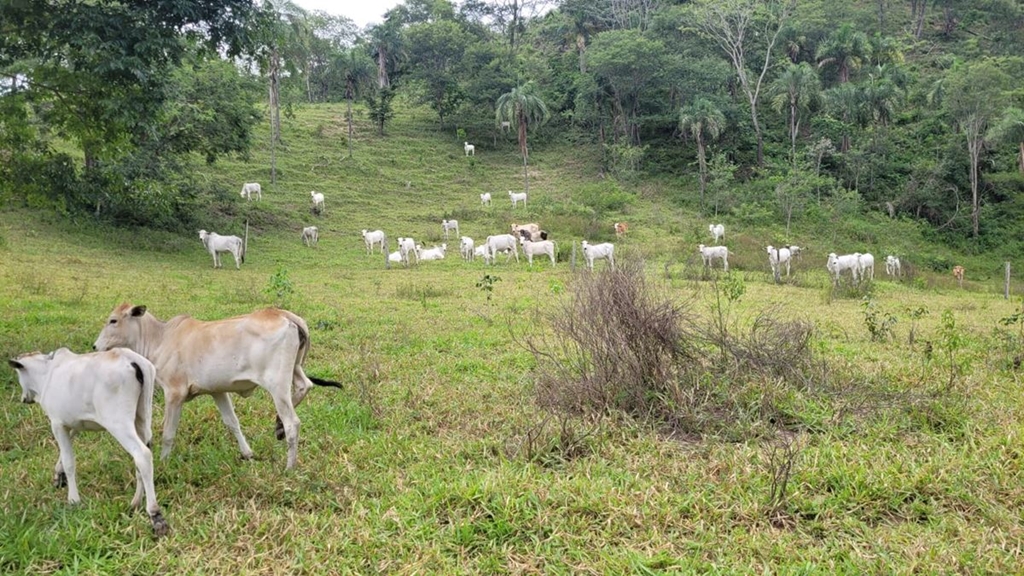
2 100 1024 573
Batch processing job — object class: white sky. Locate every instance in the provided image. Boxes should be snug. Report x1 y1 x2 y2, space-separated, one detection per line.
293 0 402 29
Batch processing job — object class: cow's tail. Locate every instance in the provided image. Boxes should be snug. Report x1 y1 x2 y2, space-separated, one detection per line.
130 356 156 448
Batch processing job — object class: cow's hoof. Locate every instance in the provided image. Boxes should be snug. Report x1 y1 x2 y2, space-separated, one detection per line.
151 512 170 538
53 471 67 489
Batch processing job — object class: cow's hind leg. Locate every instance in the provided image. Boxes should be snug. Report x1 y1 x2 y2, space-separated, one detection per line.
106 424 168 537
212 393 254 460
51 423 79 504
271 394 301 470
159 390 186 460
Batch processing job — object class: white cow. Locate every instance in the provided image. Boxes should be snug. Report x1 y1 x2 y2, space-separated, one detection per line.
442 219 460 240
480 192 492 206
511 222 545 242
416 244 447 261
311 191 325 214
474 245 491 263
858 253 875 282
698 244 729 271
198 230 244 269
520 238 556 266
464 142 475 156
93 304 343 470
362 229 386 254
709 224 725 243
240 182 261 202
509 191 527 208
826 253 861 284
766 245 792 277
8 348 169 537
486 234 520 264
301 226 319 247
581 240 615 271
885 255 901 277
388 250 403 264
460 236 476 261
397 237 418 266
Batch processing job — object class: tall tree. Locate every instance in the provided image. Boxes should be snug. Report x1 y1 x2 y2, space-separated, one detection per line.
496 83 551 195
560 0 613 73
406 20 472 128
942 61 1010 237
769 62 821 166
368 19 405 89
825 83 867 152
679 98 726 209
989 108 1024 175
816 24 872 85
587 29 666 146
687 0 795 167
334 49 374 158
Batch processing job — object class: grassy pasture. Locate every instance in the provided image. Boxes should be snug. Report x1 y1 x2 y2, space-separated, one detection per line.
2 101 1024 574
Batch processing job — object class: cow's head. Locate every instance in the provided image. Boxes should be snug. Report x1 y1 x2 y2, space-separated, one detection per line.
93 303 147 352
7 350 57 403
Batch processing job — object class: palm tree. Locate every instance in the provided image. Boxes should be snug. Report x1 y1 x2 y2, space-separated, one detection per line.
333 49 374 158
368 19 403 89
816 24 871 84
259 0 310 183
679 98 726 210
825 83 867 152
989 108 1024 175
496 83 550 195
770 62 821 166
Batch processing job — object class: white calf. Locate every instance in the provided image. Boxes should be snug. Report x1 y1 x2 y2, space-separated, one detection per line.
520 238 556 266
416 244 447 261
858 253 875 281
460 236 476 261
884 255 901 278
388 250 402 264
301 226 319 247
442 219 460 240
709 223 725 243
311 191 325 214
767 245 792 277
8 348 168 537
698 244 729 271
486 234 520 264
480 192 492 206
240 182 261 201
198 230 244 269
362 229 386 254
464 142 475 156
826 252 861 284
788 245 803 259
581 240 615 271
474 245 491 263
509 191 527 208
397 237 418 266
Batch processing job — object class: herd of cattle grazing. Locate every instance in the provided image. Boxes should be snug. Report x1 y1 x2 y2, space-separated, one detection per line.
9 176 971 539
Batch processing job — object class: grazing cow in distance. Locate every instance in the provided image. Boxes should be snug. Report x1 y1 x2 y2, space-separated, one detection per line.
311 191 325 214
301 226 319 247
8 348 169 537
198 230 244 269
93 304 343 470
766 245 792 277
885 255 901 277
581 240 615 271
464 142 475 156
362 229 386 254
486 234 520 264
858 253 876 282
709 223 725 243
480 192 492 206
698 244 728 272
511 222 543 242
614 222 628 237
240 182 261 201
509 191 527 208
953 265 965 288
827 252 861 285
442 219 460 240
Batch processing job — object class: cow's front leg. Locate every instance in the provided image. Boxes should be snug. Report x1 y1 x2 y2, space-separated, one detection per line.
51 423 79 504
212 392 254 460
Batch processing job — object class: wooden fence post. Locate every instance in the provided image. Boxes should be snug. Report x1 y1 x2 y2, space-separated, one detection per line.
1005 262 1011 300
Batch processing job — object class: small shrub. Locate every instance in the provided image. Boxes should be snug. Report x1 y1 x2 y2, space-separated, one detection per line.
476 274 501 302
265 267 294 308
862 298 898 342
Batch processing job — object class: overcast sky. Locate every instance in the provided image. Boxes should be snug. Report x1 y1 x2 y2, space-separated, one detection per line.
293 0 402 29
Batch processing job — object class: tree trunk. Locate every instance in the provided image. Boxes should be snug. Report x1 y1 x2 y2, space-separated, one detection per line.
269 47 281 184
697 135 707 210
377 48 389 89
969 136 981 238
346 92 354 158
519 113 529 194
877 0 886 33
576 34 587 74
789 98 798 166
751 103 764 167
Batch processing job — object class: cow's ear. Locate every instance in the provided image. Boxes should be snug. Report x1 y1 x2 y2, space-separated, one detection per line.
130 305 147 317
8 359 23 370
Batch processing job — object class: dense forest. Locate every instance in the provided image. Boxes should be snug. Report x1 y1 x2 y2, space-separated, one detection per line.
2 0 1023 254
